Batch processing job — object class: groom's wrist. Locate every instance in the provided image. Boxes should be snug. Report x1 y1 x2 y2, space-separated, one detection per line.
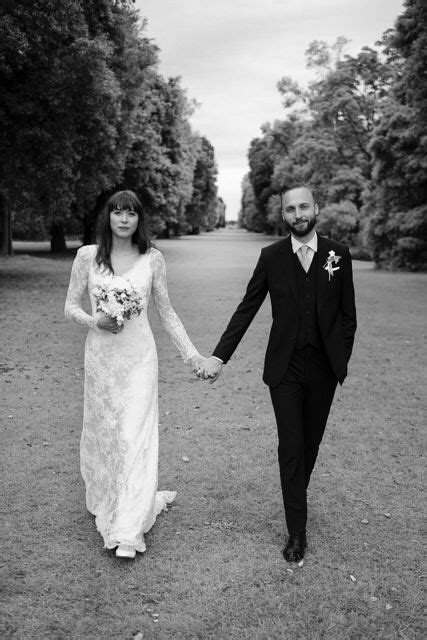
210 355 223 364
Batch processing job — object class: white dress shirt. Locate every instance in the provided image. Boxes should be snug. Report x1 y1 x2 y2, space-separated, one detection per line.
291 232 318 271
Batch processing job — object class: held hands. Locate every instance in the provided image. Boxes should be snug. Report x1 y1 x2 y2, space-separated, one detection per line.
190 355 223 383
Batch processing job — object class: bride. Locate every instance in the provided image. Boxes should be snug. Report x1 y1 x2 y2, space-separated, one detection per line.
64 190 203 558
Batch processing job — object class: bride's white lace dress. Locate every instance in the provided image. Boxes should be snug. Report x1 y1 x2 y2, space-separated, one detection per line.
64 245 198 552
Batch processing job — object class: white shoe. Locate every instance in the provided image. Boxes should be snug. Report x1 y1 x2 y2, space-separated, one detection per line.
115 544 136 559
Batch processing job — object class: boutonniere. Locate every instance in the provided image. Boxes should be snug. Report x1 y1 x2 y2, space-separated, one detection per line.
323 250 341 281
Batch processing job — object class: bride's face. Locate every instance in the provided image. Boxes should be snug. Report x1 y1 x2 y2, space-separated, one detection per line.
110 207 139 239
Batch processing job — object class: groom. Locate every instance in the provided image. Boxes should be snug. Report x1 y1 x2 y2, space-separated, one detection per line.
198 185 357 562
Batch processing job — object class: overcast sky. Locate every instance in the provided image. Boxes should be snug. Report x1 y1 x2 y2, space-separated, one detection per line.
135 0 404 220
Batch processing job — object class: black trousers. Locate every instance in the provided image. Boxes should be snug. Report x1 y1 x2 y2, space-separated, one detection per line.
269 345 338 535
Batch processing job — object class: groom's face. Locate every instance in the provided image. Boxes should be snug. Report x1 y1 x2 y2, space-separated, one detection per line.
281 187 318 238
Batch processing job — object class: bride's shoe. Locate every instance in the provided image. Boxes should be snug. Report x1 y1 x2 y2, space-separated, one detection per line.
115 544 136 559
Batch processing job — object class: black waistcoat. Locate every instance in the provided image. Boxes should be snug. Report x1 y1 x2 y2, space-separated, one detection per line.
293 251 322 349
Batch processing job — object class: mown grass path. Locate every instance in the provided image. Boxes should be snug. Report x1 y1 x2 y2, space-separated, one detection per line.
1 229 424 639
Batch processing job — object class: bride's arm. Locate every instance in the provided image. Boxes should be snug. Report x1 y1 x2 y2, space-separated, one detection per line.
151 249 200 364
64 246 99 330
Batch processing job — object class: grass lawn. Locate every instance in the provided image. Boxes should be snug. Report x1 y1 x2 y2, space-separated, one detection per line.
1 229 424 639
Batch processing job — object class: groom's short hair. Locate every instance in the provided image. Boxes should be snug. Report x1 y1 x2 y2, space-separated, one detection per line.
279 183 317 204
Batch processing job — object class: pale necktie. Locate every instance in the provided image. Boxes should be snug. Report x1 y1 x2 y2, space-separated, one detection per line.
298 244 311 272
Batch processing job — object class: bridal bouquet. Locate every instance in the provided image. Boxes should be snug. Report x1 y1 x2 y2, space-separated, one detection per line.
92 276 143 326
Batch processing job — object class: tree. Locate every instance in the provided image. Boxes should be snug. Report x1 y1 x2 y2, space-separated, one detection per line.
214 197 226 229
122 74 199 237
363 0 427 269
266 194 283 236
0 1 158 250
241 26 416 255
72 0 158 244
0 193 12 255
184 137 218 234
316 201 359 245
0 0 149 250
309 45 392 177
242 37 390 237
239 174 264 232
0 0 223 250
244 116 303 232
0 0 91 253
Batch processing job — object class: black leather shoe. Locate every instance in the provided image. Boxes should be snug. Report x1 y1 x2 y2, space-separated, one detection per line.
282 531 307 562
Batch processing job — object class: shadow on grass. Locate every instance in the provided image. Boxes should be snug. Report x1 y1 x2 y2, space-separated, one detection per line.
12 240 81 261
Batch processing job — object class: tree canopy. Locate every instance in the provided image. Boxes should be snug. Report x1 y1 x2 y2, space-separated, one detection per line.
239 0 426 270
362 0 427 269
0 0 223 253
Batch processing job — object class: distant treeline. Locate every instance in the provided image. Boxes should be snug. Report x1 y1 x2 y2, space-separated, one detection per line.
0 0 225 253
239 0 426 271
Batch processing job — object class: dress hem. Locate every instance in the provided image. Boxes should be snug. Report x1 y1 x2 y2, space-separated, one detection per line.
89 490 177 552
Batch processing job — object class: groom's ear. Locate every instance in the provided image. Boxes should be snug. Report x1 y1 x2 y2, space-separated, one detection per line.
314 203 319 216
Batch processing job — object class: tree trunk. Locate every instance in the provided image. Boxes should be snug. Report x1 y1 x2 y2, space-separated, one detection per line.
50 217 67 252
0 193 13 256
82 192 109 245
83 216 96 245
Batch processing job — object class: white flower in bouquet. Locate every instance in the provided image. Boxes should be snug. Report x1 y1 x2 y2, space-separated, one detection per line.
92 276 143 326
110 276 133 293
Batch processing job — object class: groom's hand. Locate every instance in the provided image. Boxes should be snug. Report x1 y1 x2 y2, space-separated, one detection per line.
197 356 223 383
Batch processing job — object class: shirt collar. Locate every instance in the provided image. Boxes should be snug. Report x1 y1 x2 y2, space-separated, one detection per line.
291 232 318 254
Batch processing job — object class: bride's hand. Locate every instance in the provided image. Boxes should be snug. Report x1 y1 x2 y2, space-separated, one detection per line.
189 354 205 374
96 313 123 334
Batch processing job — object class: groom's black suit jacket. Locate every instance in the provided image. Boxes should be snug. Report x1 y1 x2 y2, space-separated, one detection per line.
212 235 357 387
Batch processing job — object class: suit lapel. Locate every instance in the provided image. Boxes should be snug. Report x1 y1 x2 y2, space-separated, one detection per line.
316 235 330 309
279 236 298 303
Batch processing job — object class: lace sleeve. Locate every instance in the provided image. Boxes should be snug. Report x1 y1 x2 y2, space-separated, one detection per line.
64 246 98 330
151 249 199 362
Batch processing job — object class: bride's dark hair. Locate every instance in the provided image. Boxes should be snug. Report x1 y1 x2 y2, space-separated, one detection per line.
95 190 151 273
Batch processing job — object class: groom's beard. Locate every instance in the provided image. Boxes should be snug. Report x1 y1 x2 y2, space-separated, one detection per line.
284 216 317 238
